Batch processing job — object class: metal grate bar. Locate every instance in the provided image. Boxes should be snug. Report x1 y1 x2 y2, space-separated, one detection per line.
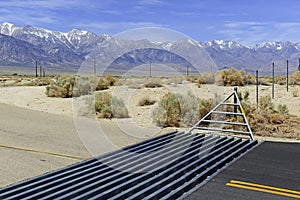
202 120 248 126
211 111 244 116
196 127 251 135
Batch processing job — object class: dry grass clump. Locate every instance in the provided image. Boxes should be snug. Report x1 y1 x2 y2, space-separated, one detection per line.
96 74 118 90
152 92 213 128
242 94 299 139
142 77 163 88
275 76 286 85
258 95 274 111
197 73 215 86
290 71 300 85
94 92 128 118
245 74 256 85
144 82 163 88
215 68 246 86
292 87 299 97
198 98 213 119
138 96 156 106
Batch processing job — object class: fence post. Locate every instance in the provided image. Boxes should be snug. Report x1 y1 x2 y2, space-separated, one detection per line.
256 70 259 109
234 87 238 115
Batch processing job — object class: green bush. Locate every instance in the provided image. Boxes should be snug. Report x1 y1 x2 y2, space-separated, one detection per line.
94 92 128 118
153 92 211 127
73 77 93 97
178 92 199 127
46 74 118 98
46 75 75 98
152 93 181 127
96 78 110 90
105 74 118 86
96 75 118 91
198 98 213 119
215 68 246 86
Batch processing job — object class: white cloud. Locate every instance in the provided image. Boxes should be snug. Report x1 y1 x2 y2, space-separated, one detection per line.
72 21 168 35
0 0 87 9
138 0 165 6
219 21 300 45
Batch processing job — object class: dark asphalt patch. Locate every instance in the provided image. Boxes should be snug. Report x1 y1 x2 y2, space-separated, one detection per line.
184 141 300 200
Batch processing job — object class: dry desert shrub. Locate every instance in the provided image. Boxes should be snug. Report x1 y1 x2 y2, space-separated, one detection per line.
94 92 128 118
198 98 213 119
178 92 200 127
292 87 299 97
245 73 256 85
162 76 186 85
152 93 181 127
143 77 163 88
72 77 93 97
197 72 215 86
138 96 156 106
215 68 246 86
46 74 117 98
46 75 76 98
144 82 163 88
259 95 274 111
290 71 300 85
152 92 213 128
96 74 118 91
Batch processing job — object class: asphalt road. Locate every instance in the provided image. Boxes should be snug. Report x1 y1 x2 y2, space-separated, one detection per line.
0 103 91 187
184 141 300 200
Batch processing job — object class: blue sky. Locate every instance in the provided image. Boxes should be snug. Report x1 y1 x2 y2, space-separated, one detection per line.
0 0 300 45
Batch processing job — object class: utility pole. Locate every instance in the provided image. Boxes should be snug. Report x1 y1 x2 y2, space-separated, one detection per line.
272 62 275 99
186 66 189 77
256 70 259 109
40 65 42 77
298 58 300 71
43 68 45 77
149 61 152 77
35 60 37 77
94 57 96 76
286 60 289 92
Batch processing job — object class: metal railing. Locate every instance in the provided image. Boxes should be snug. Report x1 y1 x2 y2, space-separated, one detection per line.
188 87 255 140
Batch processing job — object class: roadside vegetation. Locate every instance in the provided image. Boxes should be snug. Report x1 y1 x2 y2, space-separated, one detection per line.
1 69 300 137
45 74 118 98
152 92 213 128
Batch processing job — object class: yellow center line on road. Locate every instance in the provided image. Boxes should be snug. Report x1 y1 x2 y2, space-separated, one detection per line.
226 180 300 199
0 144 84 161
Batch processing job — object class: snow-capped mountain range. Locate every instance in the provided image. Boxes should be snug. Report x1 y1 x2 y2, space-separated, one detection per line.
1 22 300 74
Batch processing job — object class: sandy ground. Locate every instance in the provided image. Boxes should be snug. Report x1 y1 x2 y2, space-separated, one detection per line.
0 82 299 187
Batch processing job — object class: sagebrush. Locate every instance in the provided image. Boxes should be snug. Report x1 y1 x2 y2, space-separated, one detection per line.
46 74 117 98
94 92 128 118
152 92 213 127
